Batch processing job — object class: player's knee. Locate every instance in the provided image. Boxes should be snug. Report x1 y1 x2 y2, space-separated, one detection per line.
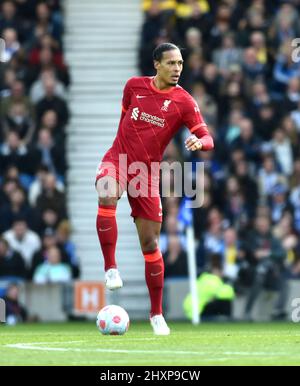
141 237 158 253
98 196 118 207
96 177 119 202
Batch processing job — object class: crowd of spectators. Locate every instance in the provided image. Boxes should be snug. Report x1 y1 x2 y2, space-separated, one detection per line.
0 0 79 287
140 0 300 319
1 0 300 321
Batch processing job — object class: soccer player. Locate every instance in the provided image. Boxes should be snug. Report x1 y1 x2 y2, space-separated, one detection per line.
95 43 214 335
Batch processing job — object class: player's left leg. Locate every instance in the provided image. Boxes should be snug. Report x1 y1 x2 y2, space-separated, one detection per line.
135 217 170 335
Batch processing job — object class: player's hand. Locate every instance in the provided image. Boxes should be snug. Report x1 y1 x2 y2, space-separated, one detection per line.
185 135 203 151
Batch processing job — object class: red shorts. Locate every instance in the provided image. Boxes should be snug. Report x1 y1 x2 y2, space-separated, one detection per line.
95 157 162 223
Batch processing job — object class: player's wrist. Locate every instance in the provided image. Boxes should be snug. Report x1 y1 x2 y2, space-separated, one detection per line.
197 139 203 150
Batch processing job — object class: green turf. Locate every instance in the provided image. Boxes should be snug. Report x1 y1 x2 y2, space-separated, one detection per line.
0 322 299 366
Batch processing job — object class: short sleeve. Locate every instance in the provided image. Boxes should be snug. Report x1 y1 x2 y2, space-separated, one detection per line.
181 96 207 133
122 78 134 112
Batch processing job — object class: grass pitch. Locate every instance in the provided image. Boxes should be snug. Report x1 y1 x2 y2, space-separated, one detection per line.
0 322 299 366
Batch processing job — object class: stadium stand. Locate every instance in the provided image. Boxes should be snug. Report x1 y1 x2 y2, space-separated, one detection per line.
1 0 300 322
140 0 300 320
0 0 80 290
65 0 149 319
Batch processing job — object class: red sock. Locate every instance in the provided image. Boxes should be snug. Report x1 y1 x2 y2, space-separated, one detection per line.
96 205 117 271
144 248 164 317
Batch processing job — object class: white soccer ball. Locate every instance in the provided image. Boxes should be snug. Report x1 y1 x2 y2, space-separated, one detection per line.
96 305 130 335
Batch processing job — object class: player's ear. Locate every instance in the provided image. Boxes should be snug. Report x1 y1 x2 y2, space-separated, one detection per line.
154 60 160 71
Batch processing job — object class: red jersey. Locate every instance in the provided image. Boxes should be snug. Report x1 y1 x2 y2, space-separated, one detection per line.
104 76 213 166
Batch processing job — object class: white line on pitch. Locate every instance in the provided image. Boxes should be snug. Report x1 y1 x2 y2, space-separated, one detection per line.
5 342 300 358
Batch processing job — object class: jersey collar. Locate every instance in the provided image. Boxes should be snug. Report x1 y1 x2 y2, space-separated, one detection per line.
150 77 176 94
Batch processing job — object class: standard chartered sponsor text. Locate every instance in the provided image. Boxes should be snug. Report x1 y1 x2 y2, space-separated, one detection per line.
140 112 165 127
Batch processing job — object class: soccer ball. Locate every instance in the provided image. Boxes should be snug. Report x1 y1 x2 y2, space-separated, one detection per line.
96 305 130 335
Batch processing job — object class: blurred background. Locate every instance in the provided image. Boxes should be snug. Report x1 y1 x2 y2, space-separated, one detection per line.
0 0 300 325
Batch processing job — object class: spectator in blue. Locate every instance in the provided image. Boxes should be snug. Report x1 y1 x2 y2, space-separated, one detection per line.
3 283 28 325
0 186 36 233
33 245 72 284
273 42 300 97
0 237 26 280
56 220 80 279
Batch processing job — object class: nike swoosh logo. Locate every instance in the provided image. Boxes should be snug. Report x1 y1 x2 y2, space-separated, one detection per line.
136 95 147 99
158 212 162 217
150 271 162 277
99 227 112 232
